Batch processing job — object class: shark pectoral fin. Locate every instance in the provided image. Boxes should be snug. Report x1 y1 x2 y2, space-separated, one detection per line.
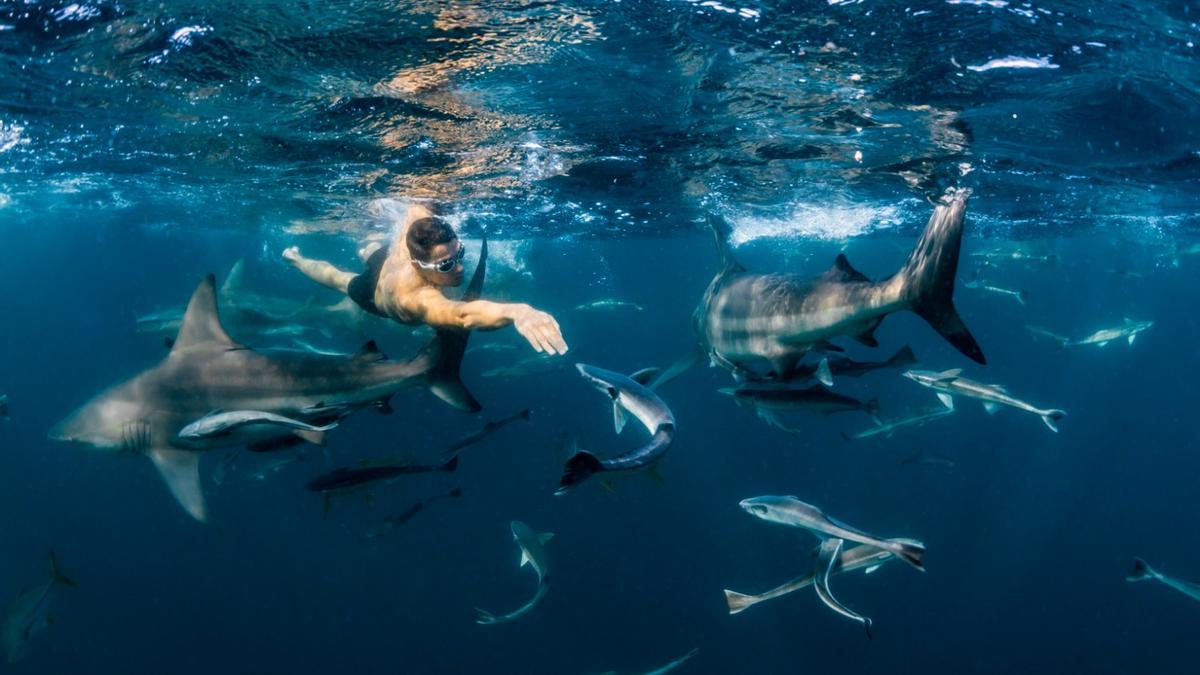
1128 334 1137 346
936 393 955 410
1098 340 1111 347
864 564 882 575
613 403 627 434
520 550 531 568
293 429 327 445
538 532 554 545
982 401 1000 415
148 448 207 522
816 358 834 387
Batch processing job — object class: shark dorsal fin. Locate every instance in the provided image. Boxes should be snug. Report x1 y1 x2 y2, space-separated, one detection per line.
937 368 963 379
822 254 871 284
539 532 554 545
220 259 246 298
172 275 240 354
354 340 387 363
629 367 662 388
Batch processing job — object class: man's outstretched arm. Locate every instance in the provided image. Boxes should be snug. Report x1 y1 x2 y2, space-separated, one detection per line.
408 289 568 355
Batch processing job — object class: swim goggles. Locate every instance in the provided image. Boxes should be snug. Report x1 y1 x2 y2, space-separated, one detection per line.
412 242 466 273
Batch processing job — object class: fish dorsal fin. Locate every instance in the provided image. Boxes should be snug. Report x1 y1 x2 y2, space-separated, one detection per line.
539 532 554 545
354 340 387 363
629 367 662 388
172 275 241 354
220 259 245 298
148 448 206 522
822 254 871 284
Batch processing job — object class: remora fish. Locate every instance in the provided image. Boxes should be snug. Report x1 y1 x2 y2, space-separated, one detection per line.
50 246 486 522
725 542 902 614
792 346 918 383
556 364 675 494
902 368 1066 432
441 408 533 459
696 189 985 382
365 488 463 539
841 407 954 440
964 279 1029 305
2 551 77 663
178 410 338 443
1026 318 1152 348
1127 558 1200 604
575 299 645 312
815 538 873 637
306 455 458 494
476 520 553 624
739 495 926 571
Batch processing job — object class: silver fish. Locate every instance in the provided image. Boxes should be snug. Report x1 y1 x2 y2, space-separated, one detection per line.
903 368 1066 432
739 495 926 571
178 410 338 443
725 542 901 614
575 299 645 312
963 279 1028 305
1026 318 1152 349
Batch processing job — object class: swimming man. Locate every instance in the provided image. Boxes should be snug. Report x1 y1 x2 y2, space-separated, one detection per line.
283 204 568 355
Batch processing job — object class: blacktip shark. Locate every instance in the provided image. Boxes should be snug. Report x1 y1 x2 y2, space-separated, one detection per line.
902 368 1066 432
739 496 926 571
556 364 675 494
50 243 487 522
1026 318 1153 349
3 551 77 664
725 541 904 614
841 407 954 441
178 410 339 443
1127 558 1200 604
695 189 985 383
476 520 553 625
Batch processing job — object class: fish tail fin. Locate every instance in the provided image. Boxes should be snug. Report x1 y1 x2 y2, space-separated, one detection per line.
897 189 986 365
1040 409 1066 433
555 451 603 495
863 617 874 640
419 239 487 412
890 538 926 572
1127 557 1158 582
49 550 78 588
724 589 757 615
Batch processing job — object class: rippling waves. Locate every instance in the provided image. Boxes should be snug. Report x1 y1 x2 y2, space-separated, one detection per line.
1 0 1197 238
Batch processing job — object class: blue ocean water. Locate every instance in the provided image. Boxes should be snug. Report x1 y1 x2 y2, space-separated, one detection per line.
2 1 1199 673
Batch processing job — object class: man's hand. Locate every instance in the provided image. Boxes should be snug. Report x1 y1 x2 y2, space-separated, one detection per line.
282 246 302 264
512 306 568 355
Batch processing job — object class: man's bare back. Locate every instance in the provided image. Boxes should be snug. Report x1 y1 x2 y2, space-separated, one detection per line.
283 204 568 355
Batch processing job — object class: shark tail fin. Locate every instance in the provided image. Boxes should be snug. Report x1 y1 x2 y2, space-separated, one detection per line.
724 589 757 615
421 237 488 412
897 190 986 365
707 213 744 275
555 450 603 495
890 538 927 572
49 550 78 588
1041 409 1066 433
1127 557 1157 582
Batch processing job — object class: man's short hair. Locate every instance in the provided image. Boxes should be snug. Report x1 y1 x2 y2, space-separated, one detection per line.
406 216 457 262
